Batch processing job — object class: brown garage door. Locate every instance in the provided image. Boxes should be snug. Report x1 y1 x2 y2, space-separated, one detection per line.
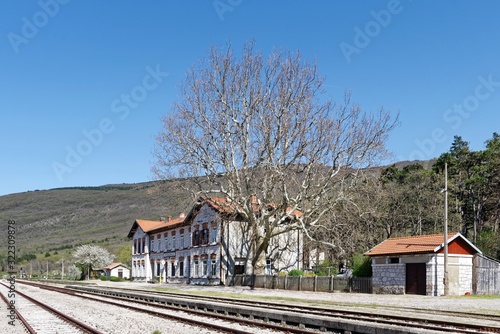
406 263 426 295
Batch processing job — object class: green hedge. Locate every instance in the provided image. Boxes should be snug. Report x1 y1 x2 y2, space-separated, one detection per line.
288 269 304 276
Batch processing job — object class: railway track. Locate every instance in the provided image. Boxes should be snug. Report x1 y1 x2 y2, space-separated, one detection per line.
90 284 500 324
19 280 500 333
16 280 302 334
0 281 102 334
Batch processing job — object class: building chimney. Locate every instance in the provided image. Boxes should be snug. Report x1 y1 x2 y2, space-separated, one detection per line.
167 216 172 222
179 212 185 219
160 217 165 222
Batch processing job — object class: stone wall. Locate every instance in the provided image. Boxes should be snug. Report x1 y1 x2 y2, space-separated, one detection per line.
372 263 405 294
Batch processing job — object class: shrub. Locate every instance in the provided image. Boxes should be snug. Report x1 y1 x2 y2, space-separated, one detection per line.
109 276 122 282
314 259 336 276
351 254 372 277
288 269 304 276
99 276 107 281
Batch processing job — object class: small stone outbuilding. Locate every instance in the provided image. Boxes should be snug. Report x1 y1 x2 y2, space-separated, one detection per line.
365 232 481 296
102 262 130 280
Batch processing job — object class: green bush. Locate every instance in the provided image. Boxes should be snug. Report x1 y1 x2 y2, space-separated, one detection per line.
351 254 372 277
288 269 304 276
99 276 107 281
314 260 336 276
109 276 122 282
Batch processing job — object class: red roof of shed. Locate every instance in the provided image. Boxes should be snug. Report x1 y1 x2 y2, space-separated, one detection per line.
364 232 481 257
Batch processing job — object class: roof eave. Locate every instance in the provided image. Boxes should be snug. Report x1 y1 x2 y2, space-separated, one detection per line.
127 220 140 239
365 251 432 257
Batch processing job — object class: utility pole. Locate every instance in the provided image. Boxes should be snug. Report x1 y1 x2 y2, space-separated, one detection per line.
443 162 449 296
61 258 64 280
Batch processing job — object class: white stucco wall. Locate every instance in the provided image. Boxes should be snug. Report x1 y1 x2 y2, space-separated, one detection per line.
428 254 473 296
131 227 151 281
109 266 130 279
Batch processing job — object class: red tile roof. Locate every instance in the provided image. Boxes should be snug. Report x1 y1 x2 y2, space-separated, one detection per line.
127 216 186 238
128 196 302 238
134 219 164 232
138 216 185 233
103 262 127 270
204 196 302 218
364 232 475 256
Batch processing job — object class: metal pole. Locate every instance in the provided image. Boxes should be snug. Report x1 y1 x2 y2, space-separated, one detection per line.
444 162 449 296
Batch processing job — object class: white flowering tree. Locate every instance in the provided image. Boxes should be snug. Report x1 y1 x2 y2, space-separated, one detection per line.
73 244 115 280
65 264 82 280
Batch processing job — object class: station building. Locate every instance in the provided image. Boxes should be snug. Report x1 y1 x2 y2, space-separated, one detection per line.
127 196 303 285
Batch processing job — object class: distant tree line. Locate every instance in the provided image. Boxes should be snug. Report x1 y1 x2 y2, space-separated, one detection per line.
311 133 500 266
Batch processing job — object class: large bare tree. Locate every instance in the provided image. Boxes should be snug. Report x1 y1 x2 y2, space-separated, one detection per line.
153 41 398 274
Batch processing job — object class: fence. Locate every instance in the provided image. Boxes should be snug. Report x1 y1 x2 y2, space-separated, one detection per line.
229 275 372 294
473 254 500 295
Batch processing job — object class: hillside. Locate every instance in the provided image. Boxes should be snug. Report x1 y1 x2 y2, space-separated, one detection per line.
0 180 194 258
0 159 435 262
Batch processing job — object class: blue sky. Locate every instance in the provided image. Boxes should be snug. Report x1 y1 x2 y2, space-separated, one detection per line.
1 0 500 196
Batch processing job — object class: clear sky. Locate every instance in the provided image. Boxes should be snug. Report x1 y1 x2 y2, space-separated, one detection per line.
1 0 499 196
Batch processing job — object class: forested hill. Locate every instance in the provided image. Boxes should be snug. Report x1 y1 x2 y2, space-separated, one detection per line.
0 180 192 258
0 159 426 259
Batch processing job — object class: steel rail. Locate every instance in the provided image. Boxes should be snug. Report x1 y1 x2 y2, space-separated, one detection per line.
0 281 103 334
71 284 500 334
0 285 36 334
47 281 499 324
17 281 284 334
20 280 500 333
64 283 500 334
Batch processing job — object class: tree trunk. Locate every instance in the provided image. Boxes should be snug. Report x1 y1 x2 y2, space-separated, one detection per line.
252 246 267 275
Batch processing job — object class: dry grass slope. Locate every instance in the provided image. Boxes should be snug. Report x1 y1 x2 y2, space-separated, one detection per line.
0 180 193 256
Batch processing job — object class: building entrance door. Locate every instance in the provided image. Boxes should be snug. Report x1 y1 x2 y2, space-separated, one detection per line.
406 263 426 295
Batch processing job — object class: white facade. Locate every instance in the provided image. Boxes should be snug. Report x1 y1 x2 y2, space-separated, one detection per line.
131 225 151 280
129 199 304 285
